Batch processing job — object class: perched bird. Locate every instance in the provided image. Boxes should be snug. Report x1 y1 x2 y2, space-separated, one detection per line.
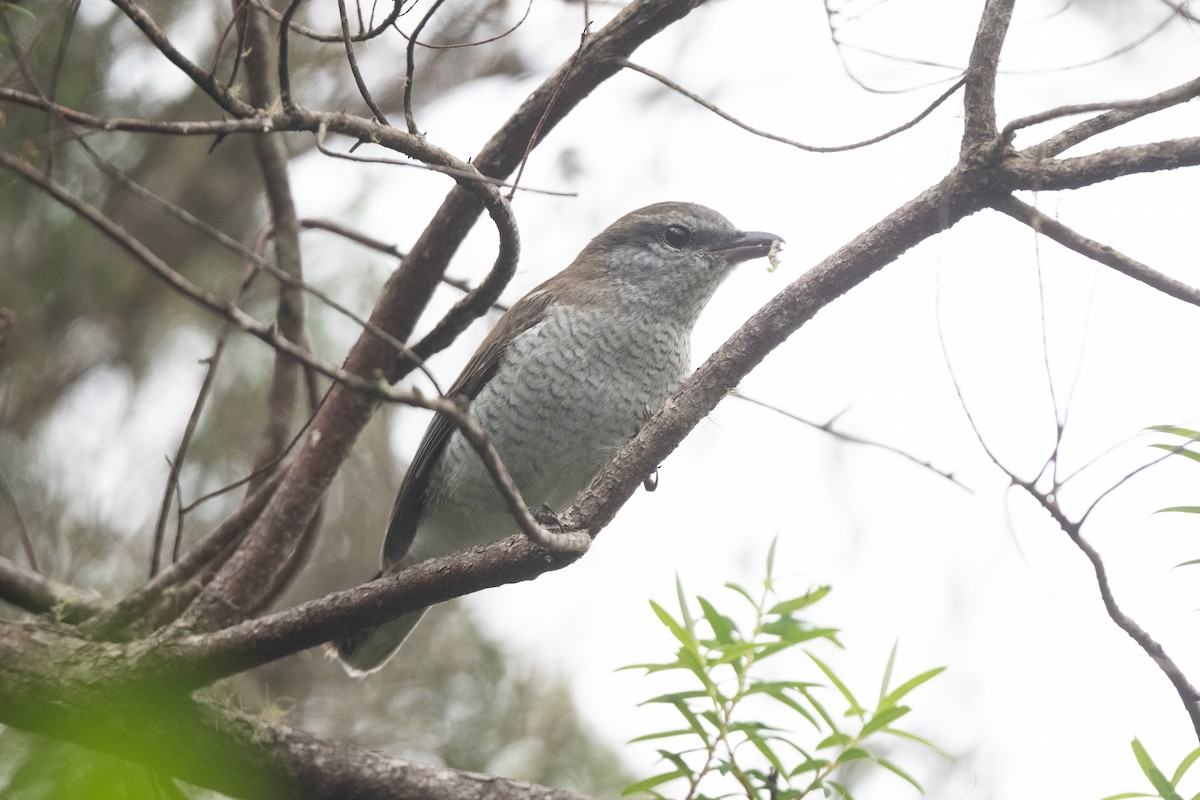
336 201 782 674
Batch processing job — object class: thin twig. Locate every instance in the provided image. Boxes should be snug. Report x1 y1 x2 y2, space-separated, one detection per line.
731 391 968 491
150 257 263 578
313 121 576 197
401 0 448 134
337 0 389 125
623 60 965 154
82 468 289 639
251 0 405 44
507 21 591 198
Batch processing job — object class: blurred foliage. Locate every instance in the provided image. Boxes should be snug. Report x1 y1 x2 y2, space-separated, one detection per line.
622 541 946 800
1103 739 1200 800
0 0 626 796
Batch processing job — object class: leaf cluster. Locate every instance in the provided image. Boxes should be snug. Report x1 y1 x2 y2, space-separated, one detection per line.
622 541 946 800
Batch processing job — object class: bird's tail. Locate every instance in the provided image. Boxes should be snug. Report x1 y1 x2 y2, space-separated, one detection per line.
333 610 427 676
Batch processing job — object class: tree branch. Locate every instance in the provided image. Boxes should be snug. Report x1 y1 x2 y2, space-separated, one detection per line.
994 195 1200 308
0 556 104 622
960 0 1014 153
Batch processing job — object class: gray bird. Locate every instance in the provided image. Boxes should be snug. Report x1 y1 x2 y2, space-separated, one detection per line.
336 201 782 674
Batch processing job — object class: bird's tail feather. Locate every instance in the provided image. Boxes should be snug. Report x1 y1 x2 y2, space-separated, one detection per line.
333 610 427 676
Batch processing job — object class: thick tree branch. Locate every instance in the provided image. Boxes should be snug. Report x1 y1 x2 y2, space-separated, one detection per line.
1005 136 1200 190
0 556 104 622
0 621 592 800
961 0 1014 153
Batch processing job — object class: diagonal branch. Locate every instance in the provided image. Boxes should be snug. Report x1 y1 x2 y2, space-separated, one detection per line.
0 556 104 622
994 195 1200 308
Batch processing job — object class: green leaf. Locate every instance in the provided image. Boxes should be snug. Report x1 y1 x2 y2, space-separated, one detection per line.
622 769 689 796
1146 425 1200 439
1173 559 1200 569
817 732 853 750
745 728 787 775
628 728 696 744
1156 507 1200 515
768 586 832 615
767 535 779 580
834 747 871 765
1170 745 1200 785
878 640 898 706
807 652 865 717
860 705 910 737
878 667 946 710
748 683 821 730
1150 444 1200 464
876 757 924 791
883 727 955 761
724 581 759 608
789 758 831 777
1098 793 1155 800
825 779 855 800
676 575 695 632
651 600 698 651
1132 738 1184 800
799 687 840 732
697 596 738 645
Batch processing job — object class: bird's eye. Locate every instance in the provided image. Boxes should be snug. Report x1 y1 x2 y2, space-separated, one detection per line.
663 224 691 249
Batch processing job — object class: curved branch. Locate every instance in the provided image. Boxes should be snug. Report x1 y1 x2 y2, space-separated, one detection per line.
622 60 966 154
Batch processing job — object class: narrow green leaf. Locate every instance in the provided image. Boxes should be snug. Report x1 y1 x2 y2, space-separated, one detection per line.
1132 738 1184 800
1146 425 1200 439
724 581 759 608
807 652 865 716
879 666 946 709
675 575 695 632
1150 444 1200 464
628 728 695 743
1173 559 1200 569
768 586 832 615
860 705 910 737
1170 745 1200 785
1098 793 1155 800
799 687 840 732
767 535 778 580
649 600 696 650
879 640 899 705
876 757 924 791
789 758 831 777
1156 507 1200 515
817 732 853 750
745 728 787 775
753 684 820 730
697 596 738 645
622 770 689 796
825 779 855 800
834 747 871 765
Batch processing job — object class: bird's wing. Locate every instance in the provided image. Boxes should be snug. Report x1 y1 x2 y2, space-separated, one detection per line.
381 289 557 567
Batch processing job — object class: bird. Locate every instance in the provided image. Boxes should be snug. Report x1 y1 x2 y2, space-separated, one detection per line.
335 201 782 674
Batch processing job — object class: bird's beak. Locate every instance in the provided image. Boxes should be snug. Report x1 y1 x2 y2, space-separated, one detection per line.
710 230 784 264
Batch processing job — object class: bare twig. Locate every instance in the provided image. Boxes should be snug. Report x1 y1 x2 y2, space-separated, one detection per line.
731 391 969 490
108 0 254 116
251 0 405 44
277 0 306 114
401 0 449 134
1021 74 1200 158
623 60 965 154
1004 74 1200 147
82 467 289 639
313 122 576 197
337 0 390 125
994 195 1200 308
150 257 263 578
